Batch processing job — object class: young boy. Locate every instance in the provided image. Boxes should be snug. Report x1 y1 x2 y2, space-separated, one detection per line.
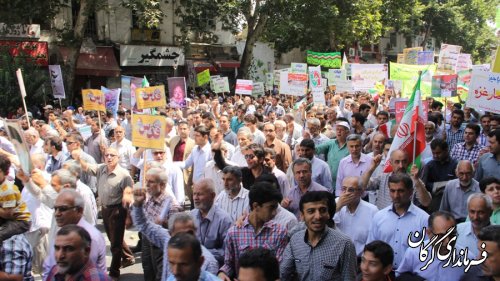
0 154 31 242
359 240 394 281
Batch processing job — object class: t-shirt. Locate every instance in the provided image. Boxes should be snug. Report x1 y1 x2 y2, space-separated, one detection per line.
0 181 31 222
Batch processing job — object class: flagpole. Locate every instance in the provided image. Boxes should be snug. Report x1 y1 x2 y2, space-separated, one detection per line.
16 69 31 128
413 71 422 165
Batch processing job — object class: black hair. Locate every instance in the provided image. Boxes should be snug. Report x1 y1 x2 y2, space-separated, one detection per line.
249 182 283 211
488 129 500 142
167 232 202 260
377 111 389 118
479 177 500 193
452 109 464 119
352 113 367 125
0 154 11 174
239 248 280 281
245 143 265 159
359 104 371 112
57 224 92 249
299 191 336 220
299 139 315 150
477 225 500 250
363 241 394 268
46 136 63 151
254 173 282 197
430 138 449 151
388 172 413 190
431 101 443 109
428 211 455 230
194 125 210 137
465 123 481 137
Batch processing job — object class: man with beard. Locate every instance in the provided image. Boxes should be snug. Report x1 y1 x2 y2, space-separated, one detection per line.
45 225 109 280
215 166 249 223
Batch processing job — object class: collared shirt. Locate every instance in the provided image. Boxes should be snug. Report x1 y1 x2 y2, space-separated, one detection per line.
450 142 483 163
456 221 484 259
173 139 186 162
316 139 349 190
84 133 104 164
273 205 298 231
422 158 459 192
68 150 98 193
46 261 110 281
492 208 500 225
43 218 107 278
166 271 220 281
0 181 31 222
223 130 238 146
87 163 133 206
280 227 357 281
264 138 292 172
286 181 328 218
475 153 500 181
367 204 430 268
230 116 244 133
264 104 286 117
230 147 248 167
334 200 378 256
396 242 465 281
45 151 67 174
446 126 465 149
439 179 481 220
76 180 98 225
220 218 288 278
205 159 238 195
144 192 173 220
478 132 490 147
21 186 53 232
190 205 233 264
215 187 249 222
30 138 44 155
366 172 395 210
131 206 219 281
175 142 212 183
286 157 333 192
336 153 372 196
272 166 291 198
0 234 34 281
110 138 136 169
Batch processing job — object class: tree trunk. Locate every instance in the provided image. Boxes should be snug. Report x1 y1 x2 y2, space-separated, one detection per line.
238 13 269 79
64 0 91 104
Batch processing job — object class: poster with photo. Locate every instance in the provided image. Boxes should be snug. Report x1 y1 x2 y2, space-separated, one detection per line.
168 77 187 108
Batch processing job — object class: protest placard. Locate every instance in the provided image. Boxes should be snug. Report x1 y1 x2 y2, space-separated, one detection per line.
437 44 462 73
291 63 307 74
4 119 33 174
131 114 166 149
209 75 220 91
395 100 429 123
135 85 166 109
212 77 229 94
493 47 500 73
466 70 500 114
252 82 265 96
235 79 253 95
456 54 472 72
350 64 388 91
102 87 121 116
397 54 405 64
82 89 105 112
306 51 341 68
431 75 458 97
417 51 434 65
403 47 422 65
287 73 308 96
121 76 132 109
49 65 65 99
327 69 346 86
168 77 187 108
265 73 274 90
335 80 354 93
197 69 210 86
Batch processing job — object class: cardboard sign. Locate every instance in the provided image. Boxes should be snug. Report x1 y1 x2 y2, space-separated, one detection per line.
82 89 105 112
135 85 166 109
395 100 429 123
197 69 210 86
431 75 458 97
466 70 500 114
437 44 462 73
235 79 253 95
131 114 167 149
212 77 230 94
4 120 33 174
168 77 187 108
48 65 65 99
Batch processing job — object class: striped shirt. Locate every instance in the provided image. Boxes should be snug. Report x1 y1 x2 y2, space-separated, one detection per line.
220 218 288 278
0 234 34 281
0 181 30 221
280 228 357 281
46 261 110 281
446 126 465 150
215 187 249 222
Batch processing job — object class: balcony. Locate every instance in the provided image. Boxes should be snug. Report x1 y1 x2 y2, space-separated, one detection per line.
130 28 161 43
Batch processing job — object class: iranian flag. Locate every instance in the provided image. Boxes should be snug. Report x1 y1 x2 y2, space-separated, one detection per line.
378 119 395 139
383 74 426 173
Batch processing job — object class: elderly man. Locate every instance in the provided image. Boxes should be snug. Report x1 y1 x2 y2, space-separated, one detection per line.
190 179 232 265
43 189 106 278
440 160 481 222
24 127 44 154
459 225 500 281
131 191 218 280
74 147 134 279
282 158 328 218
230 127 254 167
334 176 378 256
366 173 429 268
215 166 249 223
109 125 136 174
336 134 372 196
456 193 493 258
45 225 109 281
65 133 97 193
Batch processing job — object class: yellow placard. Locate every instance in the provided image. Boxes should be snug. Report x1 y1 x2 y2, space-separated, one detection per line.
197 69 210 86
82 89 105 112
131 114 166 149
135 85 166 110
492 46 500 73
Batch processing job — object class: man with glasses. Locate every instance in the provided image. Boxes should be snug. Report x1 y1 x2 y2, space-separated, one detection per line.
334 176 377 256
65 132 97 193
42 189 106 278
110 125 136 176
74 147 134 280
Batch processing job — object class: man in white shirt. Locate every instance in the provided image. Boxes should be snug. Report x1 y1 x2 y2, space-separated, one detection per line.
109 126 136 174
24 127 45 155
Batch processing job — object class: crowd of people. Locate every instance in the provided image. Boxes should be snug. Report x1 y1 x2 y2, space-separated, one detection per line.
0 89 499 281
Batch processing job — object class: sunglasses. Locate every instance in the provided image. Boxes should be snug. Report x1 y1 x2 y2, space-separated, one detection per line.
244 154 256 160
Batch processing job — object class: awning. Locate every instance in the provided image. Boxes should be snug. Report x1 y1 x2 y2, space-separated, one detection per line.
59 46 121 77
216 60 240 68
193 60 217 72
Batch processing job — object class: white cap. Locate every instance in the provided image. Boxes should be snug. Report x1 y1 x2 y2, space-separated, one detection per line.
43 105 53 109
336 121 350 130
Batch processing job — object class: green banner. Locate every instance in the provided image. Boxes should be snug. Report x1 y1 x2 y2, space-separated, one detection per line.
390 62 436 97
197 69 210 86
306 51 341 69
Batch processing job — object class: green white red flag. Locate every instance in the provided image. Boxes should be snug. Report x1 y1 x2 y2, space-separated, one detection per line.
383 74 426 173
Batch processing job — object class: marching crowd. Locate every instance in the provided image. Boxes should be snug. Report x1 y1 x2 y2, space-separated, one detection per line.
0 89 499 281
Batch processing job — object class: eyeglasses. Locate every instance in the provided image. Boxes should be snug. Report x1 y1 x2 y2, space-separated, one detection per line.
105 154 117 158
153 151 165 155
54 206 78 212
244 154 255 160
66 141 76 145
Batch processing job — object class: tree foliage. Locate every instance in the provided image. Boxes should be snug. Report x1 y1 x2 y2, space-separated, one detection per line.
122 0 166 29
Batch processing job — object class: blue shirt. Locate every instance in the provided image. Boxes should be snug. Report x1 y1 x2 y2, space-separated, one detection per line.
166 270 220 281
131 206 219 280
475 153 500 181
367 203 429 268
230 116 244 133
396 242 465 281
456 221 482 259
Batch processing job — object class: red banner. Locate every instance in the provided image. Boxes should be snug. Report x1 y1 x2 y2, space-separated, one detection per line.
0 40 49 66
395 100 429 123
